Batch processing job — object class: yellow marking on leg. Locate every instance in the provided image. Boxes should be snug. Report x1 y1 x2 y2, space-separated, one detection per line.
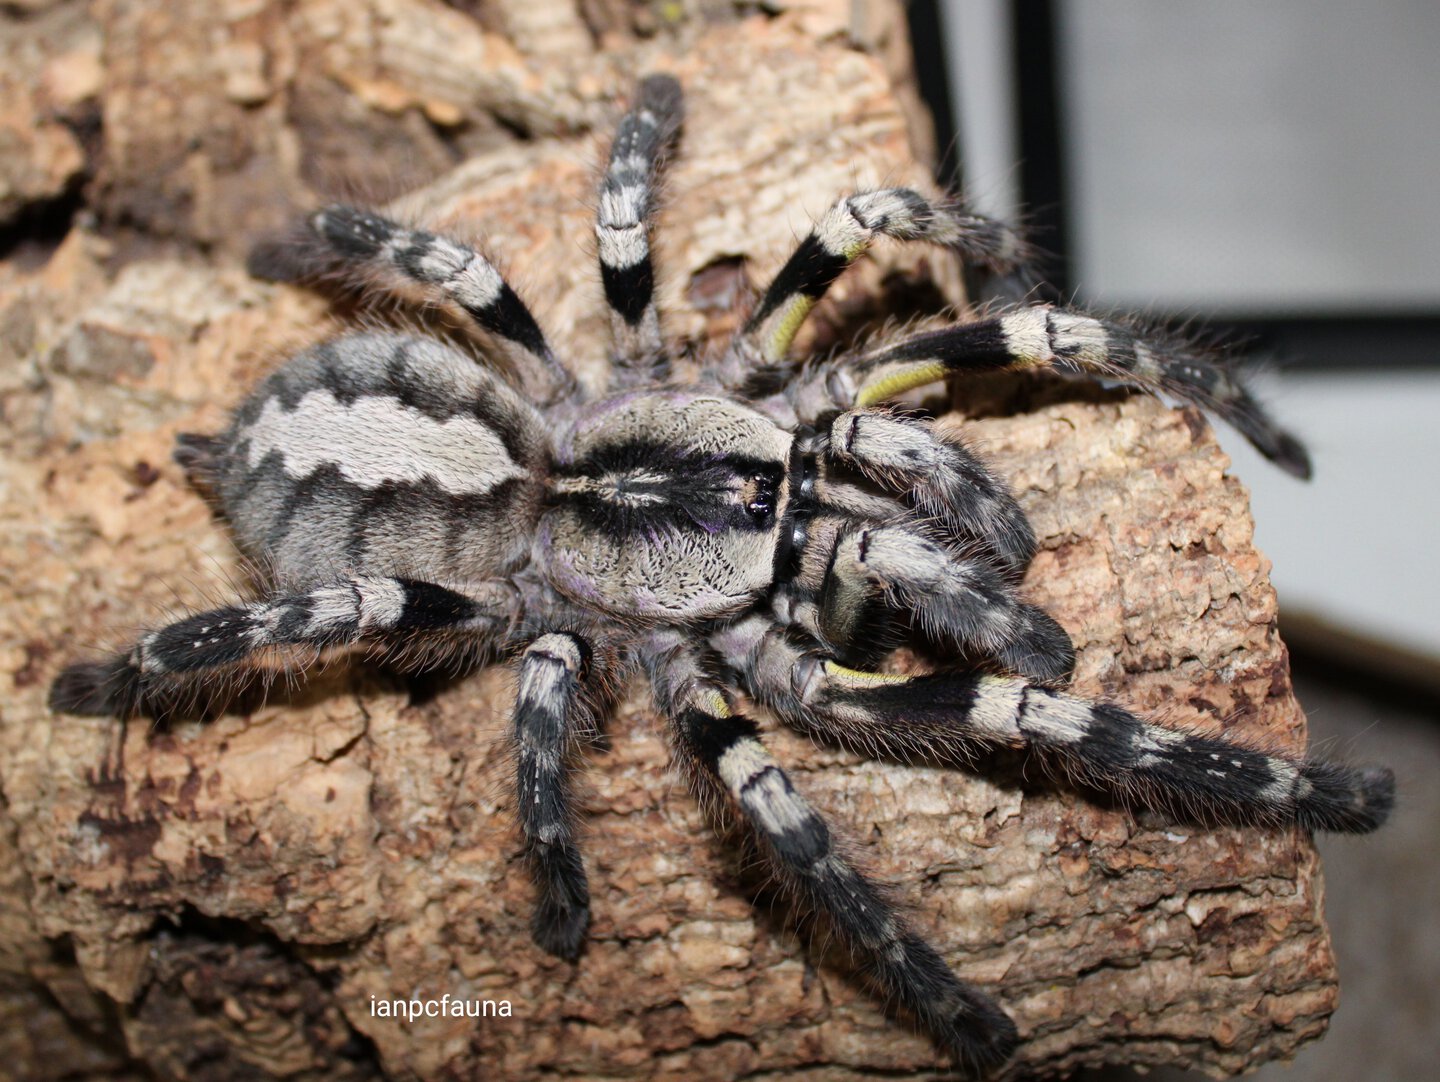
762 296 818 363
822 661 913 687
757 227 870 362
695 688 732 718
855 361 949 407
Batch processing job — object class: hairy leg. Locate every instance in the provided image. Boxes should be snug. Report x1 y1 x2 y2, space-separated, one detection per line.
513 631 605 960
648 640 1018 1076
789 304 1310 477
50 576 515 718
814 522 1073 683
823 407 1036 577
720 188 1026 385
299 206 575 398
713 614 1394 834
595 74 683 381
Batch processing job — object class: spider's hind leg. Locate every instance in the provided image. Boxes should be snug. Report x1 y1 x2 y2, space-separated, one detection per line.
648 642 1018 1076
260 204 575 400
49 576 514 719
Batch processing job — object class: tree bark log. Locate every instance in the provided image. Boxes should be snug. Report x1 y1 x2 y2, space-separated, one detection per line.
1 2 1341 1078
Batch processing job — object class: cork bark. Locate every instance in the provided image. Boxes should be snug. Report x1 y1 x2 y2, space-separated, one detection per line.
1 2 1341 1079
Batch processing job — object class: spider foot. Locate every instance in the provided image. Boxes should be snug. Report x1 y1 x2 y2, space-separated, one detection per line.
994 604 1075 686
926 970 1020 1076
527 842 591 962
49 656 146 717
1296 762 1395 834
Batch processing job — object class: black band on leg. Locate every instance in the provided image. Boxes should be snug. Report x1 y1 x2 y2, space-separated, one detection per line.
514 632 594 960
655 656 1019 1075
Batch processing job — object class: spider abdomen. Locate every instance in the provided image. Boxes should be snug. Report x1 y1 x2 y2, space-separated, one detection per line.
212 332 548 587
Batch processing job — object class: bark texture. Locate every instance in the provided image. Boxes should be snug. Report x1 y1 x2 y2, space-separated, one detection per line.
1 1 1341 1078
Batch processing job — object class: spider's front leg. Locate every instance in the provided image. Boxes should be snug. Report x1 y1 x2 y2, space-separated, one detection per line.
647 640 1018 1077
793 513 1073 684
717 187 1026 386
822 407 1036 578
791 305 1312 478
714 614 1394 834
512 631 614 961
49 576 515 718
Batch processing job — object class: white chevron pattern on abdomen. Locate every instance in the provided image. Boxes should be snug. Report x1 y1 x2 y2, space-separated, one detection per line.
241 389 524 495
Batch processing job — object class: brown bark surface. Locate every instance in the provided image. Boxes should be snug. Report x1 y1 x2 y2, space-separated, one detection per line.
1 2 1341 1078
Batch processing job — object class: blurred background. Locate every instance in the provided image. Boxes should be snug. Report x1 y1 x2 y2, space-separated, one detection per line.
914 2 1438 1077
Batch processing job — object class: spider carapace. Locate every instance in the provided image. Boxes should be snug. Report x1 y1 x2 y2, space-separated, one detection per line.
51 74 1392 1076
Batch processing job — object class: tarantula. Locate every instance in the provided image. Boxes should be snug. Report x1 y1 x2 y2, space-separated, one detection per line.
50 75 1393 1075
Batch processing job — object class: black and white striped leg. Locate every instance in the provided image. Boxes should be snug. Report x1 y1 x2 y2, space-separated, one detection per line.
825 408 1036 577
649 647 1018 1076
49 576 513 718
821 524 1073 683
713 614 1395 834
725 188 1026 379
306 205 575 397
514 632 594 960
596 74 683 380
804 304 1310 477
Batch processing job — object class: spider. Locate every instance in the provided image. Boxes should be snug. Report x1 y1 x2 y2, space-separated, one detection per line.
49 75 1393 1076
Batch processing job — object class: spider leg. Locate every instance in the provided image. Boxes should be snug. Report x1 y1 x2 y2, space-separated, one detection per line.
720 188 1025 382
800 518 1073 683
513 631 604 960
648 641 1018 1076
596 74 683 383
792 304 1311 478
713 613 1395 834
303 205 575 399
49 576 515 718
823 408 1036 577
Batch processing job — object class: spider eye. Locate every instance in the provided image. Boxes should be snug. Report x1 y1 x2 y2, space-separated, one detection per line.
745 470 780 525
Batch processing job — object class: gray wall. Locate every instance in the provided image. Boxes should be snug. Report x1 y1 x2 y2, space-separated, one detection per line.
942 0 1440 660
1060 0 1440 314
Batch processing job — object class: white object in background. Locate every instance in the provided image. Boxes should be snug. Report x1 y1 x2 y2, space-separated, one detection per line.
1224 370 1440 661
